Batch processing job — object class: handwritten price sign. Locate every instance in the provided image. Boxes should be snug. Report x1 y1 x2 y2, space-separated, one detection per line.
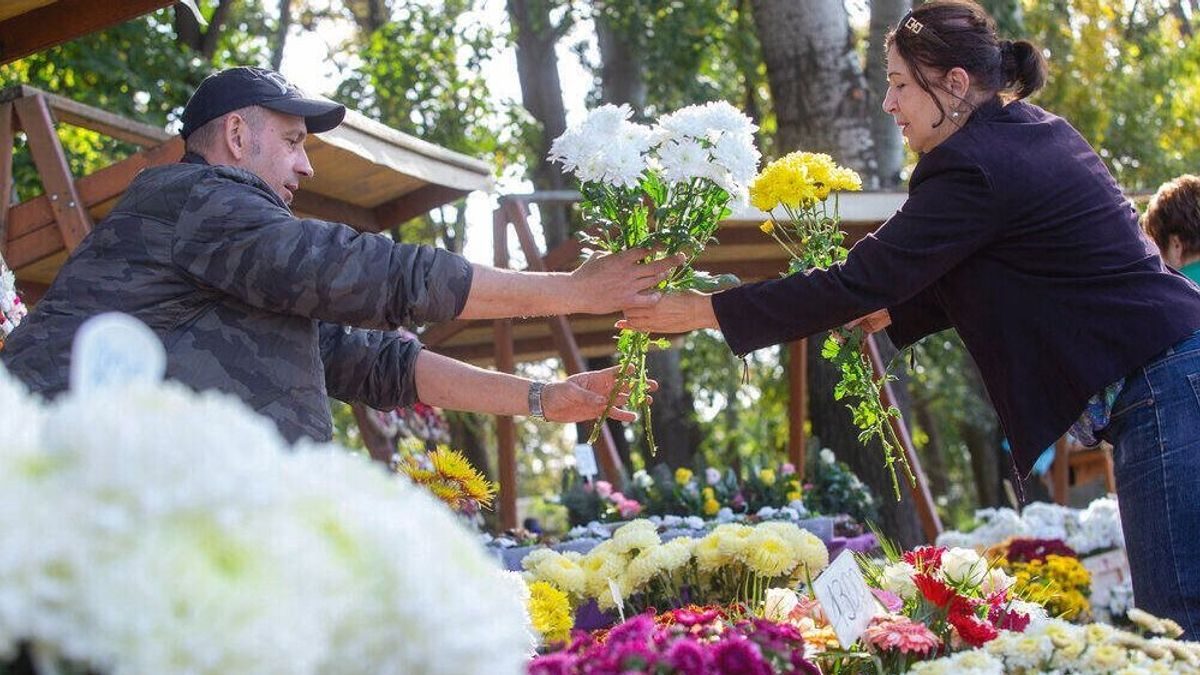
812 550 880 648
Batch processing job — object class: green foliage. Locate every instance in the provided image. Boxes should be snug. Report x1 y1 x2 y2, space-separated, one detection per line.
678 330 790 470
802 448 881 527
0 2 271 199
1024 0 1200 190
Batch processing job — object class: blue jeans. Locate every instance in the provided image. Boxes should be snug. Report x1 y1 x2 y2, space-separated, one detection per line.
1101 330 1200 638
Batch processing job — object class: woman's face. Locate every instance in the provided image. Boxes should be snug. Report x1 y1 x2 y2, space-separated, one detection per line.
883 44 960 154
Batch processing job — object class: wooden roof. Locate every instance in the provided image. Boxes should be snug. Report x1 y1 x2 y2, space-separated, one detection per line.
0 0 176 65
1 85 492 287
422 193 906 365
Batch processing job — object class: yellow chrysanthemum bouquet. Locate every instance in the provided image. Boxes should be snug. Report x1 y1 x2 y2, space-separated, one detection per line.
750 152 912 497
395 445 498 516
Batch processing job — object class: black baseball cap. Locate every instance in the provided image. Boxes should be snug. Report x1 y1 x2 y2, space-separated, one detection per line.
180 66 346 139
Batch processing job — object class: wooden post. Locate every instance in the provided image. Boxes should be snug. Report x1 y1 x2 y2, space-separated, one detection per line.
494 207 520 530
13 94 92 251
866 334 943 542
502 198 626 485
787 339 808 478
1052 435 1071 505
0 102 12 255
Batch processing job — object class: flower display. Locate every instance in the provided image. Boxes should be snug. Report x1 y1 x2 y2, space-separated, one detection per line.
0 257 27 350
990 539 1092 622
910 613 1200 674
750 152 911 497
551 102 758 454
0 365 533 675
862 544 1036 652
937 498 1124 555
527 606 822 675
528 581 575 646
395 445 498 516
524 519 828 616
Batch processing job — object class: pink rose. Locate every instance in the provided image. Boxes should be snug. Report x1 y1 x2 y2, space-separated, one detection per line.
781 463 796 476
595 480 613 498
618 499 643 518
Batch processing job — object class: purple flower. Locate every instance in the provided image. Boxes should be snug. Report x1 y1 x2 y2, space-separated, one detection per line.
605 614 655 645
711 636 769 675
790 651 822 675
664 638 709 674
528 652 575 675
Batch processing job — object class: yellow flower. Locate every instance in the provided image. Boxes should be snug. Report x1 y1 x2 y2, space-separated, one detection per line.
528 581 573 645
759 469 776 486
702 486 715 500
399 447 498 512
787 490 802 502
703 497 720 515
675 467 694 485
759 220 775 234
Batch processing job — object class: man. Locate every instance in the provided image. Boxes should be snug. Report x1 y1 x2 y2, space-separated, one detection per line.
1 67 675 443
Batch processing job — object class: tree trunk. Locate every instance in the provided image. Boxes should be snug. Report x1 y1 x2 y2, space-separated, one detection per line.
507 0 572 249
646 349 703 470
866 0 908 188
594 14 648 116
270 0 294 70
807 332 925 548
173 0 234 59
749 0 876 183
912 395 950 499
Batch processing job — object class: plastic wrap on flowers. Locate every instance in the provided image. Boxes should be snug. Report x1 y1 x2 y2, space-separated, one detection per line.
0 365 533 675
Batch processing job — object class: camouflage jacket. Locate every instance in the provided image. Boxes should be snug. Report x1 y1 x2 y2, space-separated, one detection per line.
0 154 473 442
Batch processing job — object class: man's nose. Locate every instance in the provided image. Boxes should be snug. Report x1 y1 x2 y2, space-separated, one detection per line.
296 146 314 178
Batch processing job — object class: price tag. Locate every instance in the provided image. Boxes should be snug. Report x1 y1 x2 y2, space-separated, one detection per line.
812 550 880 649
574 443 598 480
606 577 626 623
70 313 166 394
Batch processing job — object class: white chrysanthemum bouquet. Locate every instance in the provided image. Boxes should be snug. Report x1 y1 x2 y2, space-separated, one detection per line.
550 102 760 452
0 366 533 675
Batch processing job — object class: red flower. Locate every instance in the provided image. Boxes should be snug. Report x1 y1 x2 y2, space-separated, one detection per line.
913 573 956 608
903 546 946 572
989 605 1032 632
948 597 999 646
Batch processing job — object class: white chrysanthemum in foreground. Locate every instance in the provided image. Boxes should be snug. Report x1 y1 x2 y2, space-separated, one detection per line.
0 370 531 675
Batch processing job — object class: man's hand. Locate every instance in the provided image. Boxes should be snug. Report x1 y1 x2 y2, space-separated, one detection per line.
845 309 891 334
570 248 685 314
618 290 720 334
541 365 659 423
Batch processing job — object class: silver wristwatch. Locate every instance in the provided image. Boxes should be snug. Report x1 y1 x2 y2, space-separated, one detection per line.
528 381 548 421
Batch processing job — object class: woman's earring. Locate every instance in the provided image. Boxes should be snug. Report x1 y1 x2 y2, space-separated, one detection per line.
951 110 961 119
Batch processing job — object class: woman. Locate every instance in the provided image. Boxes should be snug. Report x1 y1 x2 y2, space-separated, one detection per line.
622 0 1200 635
1143 174 1200 284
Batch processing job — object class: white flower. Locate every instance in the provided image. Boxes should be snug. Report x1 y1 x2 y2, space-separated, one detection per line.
705 467 721 485
549 104 652 189
763 588 799 621
981 567 1016 595
880 561 919 600
716 507 736 523
941 547 987 586
757 506 778 519
633 469 654 489
683 516 705 531
0 371 532 675
820 448 836 465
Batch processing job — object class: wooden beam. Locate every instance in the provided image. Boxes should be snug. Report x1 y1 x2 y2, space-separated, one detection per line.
13 94 91 251
0 102 12 256
6 135 182 245
291 190 379 231
787 339 808 478
41 88 170 148
0 0 175 65
866 334 943 542
430 329 621 364
372 184 467 232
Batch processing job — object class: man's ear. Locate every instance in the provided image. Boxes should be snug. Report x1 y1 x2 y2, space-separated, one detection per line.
223 112 248 161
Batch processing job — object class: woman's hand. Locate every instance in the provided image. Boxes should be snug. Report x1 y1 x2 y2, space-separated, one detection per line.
618 290 720 334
